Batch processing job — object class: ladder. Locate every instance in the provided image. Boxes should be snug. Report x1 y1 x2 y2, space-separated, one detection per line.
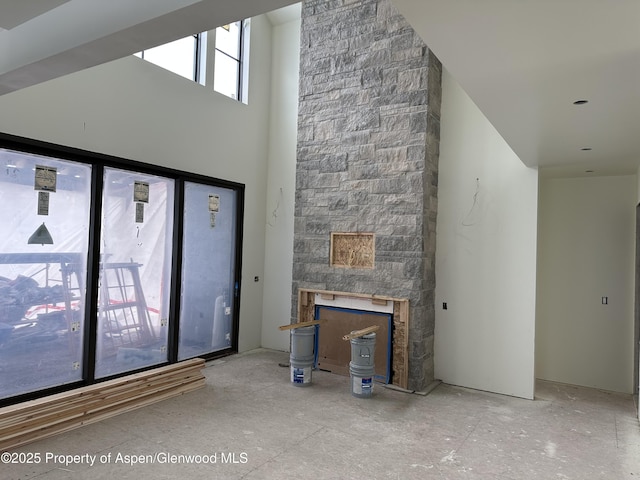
98 261 156 356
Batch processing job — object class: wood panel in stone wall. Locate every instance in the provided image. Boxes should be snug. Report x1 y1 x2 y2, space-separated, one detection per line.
330 232 375 269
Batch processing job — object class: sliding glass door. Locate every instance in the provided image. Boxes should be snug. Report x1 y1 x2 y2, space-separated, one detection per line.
178 182 238 360
95 168 175 378
0 148 91 398
0 134 244 405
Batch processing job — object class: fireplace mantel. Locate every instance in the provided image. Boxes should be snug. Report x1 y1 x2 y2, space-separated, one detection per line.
297 288 409 389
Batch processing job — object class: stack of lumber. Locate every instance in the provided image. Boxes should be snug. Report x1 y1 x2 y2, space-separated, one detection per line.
0 358 206 451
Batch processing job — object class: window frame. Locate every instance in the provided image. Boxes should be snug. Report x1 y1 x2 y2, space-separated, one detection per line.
137 34 204 84
213 20 245 101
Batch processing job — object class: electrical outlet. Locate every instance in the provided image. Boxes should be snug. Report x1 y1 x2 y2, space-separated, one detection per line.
443 302 448 310
601 297 608 305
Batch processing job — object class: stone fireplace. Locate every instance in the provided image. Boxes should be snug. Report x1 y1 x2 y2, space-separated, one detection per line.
292 0 441 391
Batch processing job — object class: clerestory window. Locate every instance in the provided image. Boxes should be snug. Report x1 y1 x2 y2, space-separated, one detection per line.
213 21 245 101
134 19 249 103
135 34 205 84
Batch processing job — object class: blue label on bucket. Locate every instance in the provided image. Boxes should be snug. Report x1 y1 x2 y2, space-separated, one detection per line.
291 366 311 384
353 376 373 396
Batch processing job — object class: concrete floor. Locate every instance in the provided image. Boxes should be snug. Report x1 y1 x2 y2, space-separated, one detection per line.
4 348 640 479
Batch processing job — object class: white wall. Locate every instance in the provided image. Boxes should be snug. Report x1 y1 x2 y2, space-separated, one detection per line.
261 15 300 352
536 175 636 393
435 69 539 399
0 14 278 353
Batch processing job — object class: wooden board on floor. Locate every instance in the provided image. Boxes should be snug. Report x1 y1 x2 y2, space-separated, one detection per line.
0 358 206 451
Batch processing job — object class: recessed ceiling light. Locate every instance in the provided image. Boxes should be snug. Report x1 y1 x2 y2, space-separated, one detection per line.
581 147 592 151
573 100 589 105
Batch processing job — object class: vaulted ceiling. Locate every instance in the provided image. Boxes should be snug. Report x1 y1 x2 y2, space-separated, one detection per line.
391 0 640 177
1 0 638 176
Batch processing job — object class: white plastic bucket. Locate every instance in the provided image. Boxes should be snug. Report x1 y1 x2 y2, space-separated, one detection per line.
350 332 376 367
349 361 374 398
290 357 313 386
290 325 315 386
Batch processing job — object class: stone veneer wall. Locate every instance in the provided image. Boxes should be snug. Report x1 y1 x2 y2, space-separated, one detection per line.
292 0 441 391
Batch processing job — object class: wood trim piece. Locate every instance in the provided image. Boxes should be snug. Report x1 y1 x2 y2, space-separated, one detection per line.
279 320 324 331
342 325 380 341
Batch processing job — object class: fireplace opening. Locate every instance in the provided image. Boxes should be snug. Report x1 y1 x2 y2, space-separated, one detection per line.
297 289 409 389
314 306 392 384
